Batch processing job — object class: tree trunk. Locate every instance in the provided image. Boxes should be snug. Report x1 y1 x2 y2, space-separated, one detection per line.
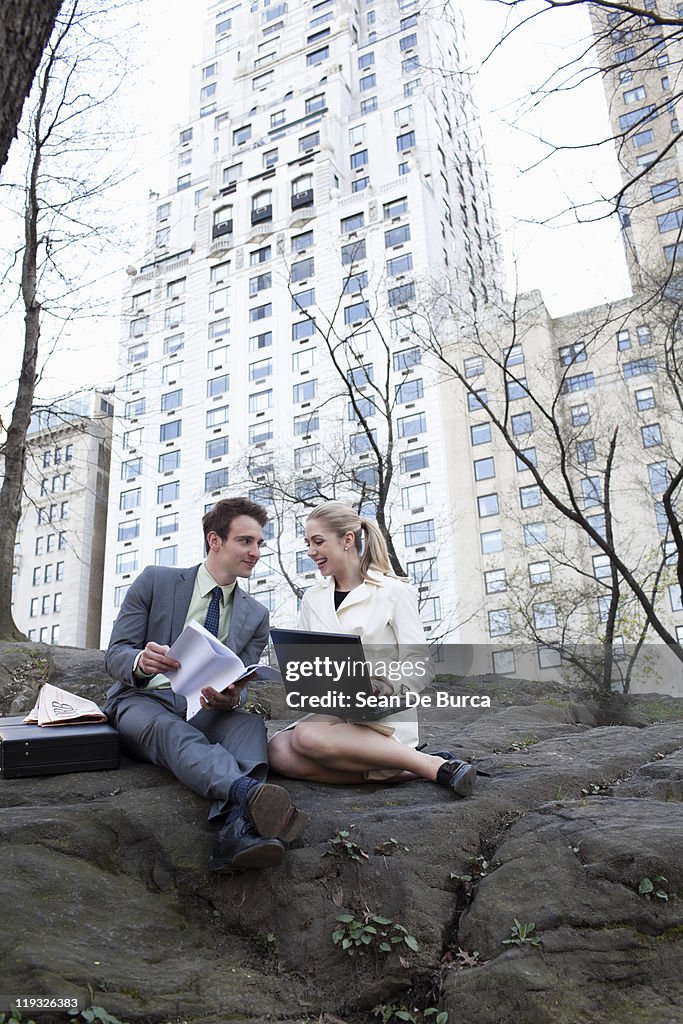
0 66 44 640
0 0 63 172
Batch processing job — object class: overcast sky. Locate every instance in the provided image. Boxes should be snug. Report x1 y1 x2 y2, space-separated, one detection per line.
1 0 631 410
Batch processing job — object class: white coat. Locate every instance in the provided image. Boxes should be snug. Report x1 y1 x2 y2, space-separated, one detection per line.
298 569 433 748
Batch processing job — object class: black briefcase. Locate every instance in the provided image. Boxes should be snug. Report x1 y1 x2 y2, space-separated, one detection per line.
0 716 119 778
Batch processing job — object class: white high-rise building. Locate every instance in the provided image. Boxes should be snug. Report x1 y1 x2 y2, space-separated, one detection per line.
100 0 504 643
14 392 113 648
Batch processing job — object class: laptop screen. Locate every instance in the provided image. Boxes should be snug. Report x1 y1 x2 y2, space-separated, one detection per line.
270 627 407 720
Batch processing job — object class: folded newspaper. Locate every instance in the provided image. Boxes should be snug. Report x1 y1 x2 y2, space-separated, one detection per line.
24 683 108 727
165 619 280 720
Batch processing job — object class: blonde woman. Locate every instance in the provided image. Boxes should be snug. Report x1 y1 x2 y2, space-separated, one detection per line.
268 501 475 798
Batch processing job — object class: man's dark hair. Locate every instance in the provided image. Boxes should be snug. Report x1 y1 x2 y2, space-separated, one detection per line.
202 497 268 547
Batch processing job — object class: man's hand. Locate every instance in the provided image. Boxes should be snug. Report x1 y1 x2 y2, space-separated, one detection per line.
138 642 180 676
200 680 247 712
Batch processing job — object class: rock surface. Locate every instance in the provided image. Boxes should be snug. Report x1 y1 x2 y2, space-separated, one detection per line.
0 642 682 1024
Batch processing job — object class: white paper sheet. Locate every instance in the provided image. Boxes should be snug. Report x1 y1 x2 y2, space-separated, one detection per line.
165 620 278 719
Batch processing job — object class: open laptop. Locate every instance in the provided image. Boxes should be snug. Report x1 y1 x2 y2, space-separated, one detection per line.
270 627 412 721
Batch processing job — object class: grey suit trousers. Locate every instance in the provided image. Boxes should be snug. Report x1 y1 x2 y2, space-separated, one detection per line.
104 688 268 821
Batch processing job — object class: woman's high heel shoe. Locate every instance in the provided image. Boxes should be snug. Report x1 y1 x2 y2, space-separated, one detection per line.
435 759 477 798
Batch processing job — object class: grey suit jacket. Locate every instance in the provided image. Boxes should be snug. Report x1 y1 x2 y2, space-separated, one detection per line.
104 564 269 698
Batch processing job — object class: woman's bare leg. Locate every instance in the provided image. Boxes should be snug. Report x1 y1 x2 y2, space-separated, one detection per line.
285 720 446 779
268 729 367 783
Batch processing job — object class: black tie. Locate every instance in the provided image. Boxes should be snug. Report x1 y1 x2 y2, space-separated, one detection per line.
203 586 222 636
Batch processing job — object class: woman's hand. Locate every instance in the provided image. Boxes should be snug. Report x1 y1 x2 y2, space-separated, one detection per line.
371 679 394 698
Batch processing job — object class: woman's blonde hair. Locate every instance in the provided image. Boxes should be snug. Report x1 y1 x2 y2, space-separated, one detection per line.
306 501 404 580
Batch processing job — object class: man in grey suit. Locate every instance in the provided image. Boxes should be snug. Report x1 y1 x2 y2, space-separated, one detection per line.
104 496 307 873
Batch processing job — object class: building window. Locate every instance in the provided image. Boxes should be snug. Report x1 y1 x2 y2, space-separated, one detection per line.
292 319 316 340
399 447 428 472
533 602 557 630
249 331 273 352
470 422 491 446
577 439 596 463
396 130 416 151
206 405 230 427
161 389 182 412
657 208 683 234
157 481 180 503
404 519 435 545
293 411 319 435
640 423 662 448
477 493 499 517
124 398 146 419
343 300 369 325
524 521 547 546
360 96 378 114
648 460 670 494
393 346 421 371
394 377 423 403
348 124 366 147
341 239 366 264
397 412 426 437
474 457 495 481
651 179 680 202
116 551 138 574
520 484 542 508
207 374 229 398
160 419 181 442
468 388 488 412
484 569 506 594
489 609 511 637
350 149 368 170
233 124 252 146
562 372 595 393
249 357 272 381
250 304 272 322
480 529 503 554
528 560 551 586
635 387 655 411
206 436 229 460
292 230 314 254
291 257 315 283
388 282 416 306
306 45 329 65
251 190 273 224
511 411 532 435
293 379 318 403
582 476 603 507
623 357 656 378
121 458 142 480
249 272 272 297
205 468 230 492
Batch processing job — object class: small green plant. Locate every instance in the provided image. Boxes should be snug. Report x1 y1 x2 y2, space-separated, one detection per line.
323 829 369 862
502 919 541 947
507 736 537 752
0 1011 36 1024
638 876 669 901
332 910 418 958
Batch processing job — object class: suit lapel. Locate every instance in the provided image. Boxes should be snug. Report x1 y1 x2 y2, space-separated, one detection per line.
171 567 198 641
227 583 246 654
